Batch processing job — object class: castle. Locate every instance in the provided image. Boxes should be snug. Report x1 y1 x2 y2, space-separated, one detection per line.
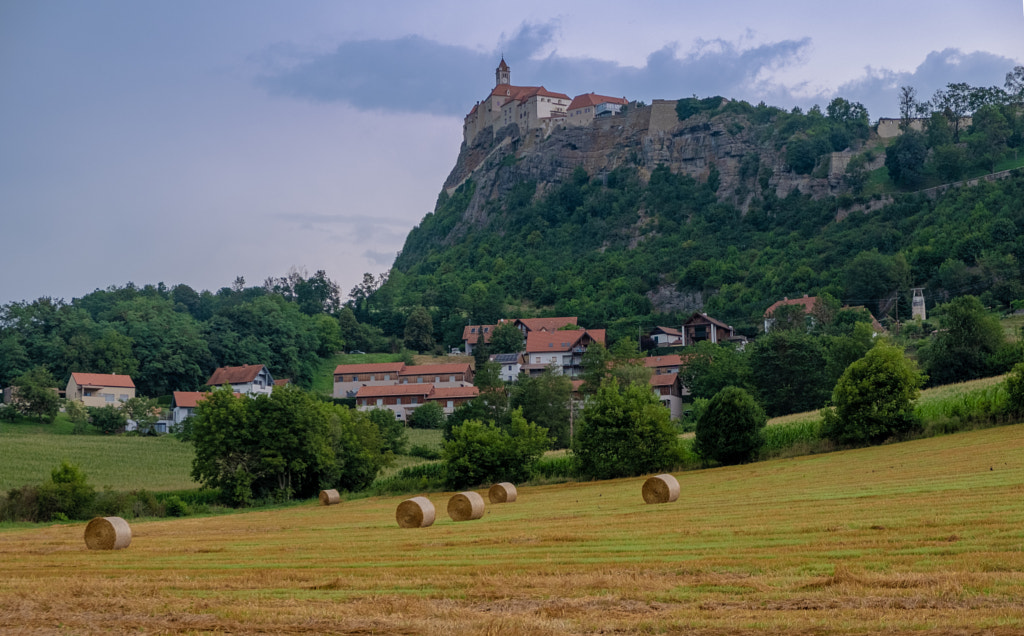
462 58 629 145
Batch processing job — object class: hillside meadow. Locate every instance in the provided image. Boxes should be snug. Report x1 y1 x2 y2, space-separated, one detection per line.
2 424 1022 634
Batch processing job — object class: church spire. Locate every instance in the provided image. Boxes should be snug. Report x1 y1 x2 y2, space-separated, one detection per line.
495 57 510 87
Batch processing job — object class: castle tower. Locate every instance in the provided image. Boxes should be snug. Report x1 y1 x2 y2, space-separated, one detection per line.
911 288 926 321
495 57 510 87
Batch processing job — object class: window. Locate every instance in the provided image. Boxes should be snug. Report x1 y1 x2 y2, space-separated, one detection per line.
376 398 383 407
411 397 418 405
119 394 128 401
352 376 358 382
447 400 454 409
384 374 390 380
104 394 114 403
396 398 401 405
417 377 423 383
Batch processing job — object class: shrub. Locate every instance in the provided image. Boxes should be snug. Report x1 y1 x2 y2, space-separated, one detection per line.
823 342 924 446
408 444 442 460
1006 363 1024 418
89 405 127 435
163 495 189 517
443 408 551 490
694 386 767 465
407 402 445 429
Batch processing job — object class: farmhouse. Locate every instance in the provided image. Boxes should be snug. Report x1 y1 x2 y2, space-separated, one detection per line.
206 364 274 396
522 328 606 378
398 362 473 387
464 316 579 355
353 383 479 420
332 362 406 399
65 372 135 408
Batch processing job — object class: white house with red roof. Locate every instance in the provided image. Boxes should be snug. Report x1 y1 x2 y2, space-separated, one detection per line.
566 92 629 126
763 295 819 333
65 373 136 408
353 384 479 421
523 329 606 378
206 364 274 396
398 362 474 387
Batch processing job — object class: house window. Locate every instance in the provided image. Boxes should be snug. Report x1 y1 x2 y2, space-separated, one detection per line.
104 394 114 403
384 374 390 380
352 376 358 382
447 400 454 409
410 397 418 405
417 377 423 383
450 375 456 382
119 394 128 401
396 398 401 406
376 398 383 407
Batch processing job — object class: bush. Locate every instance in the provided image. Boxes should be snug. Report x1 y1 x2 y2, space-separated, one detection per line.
89 405 127 435
574 379 678 480
408 444 442 460
407 402 445 429
443 408 551 490
823 342 924 446
1005 363 1024 418
163 495 189 517
694 386 767 465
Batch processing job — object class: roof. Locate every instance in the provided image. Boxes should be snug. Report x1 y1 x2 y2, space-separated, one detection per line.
490 84 571 102
683 312 734 330
171 391 208 408
273 379 290 386
333 362 406 376
764 295 818 318
429 386 480 400
515 317 578 333
207 364 270 386
354 384 434 399
650 373 680 387
568 92 629 111
644 355 684 369
70 373 135 389
490 353 521 364
399 363 472 377
497 58 509 71
525 328 604 353
462 324 496 344
652 326 682 337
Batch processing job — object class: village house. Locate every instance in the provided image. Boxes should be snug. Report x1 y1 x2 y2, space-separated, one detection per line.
644 355 686 376
65 373 135 408
682 312 740 345
763 295 819 333
332 362 406 399
650 326 683 347
353 383 479 421
399 362 474 387
566 92 629 126
206 364 274 396
490 352 525 382
650 373 686 420
463 316 579 355
522 328 606 378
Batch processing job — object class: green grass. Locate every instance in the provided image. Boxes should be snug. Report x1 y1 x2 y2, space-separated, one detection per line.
405 427 443 450
0 423 196 491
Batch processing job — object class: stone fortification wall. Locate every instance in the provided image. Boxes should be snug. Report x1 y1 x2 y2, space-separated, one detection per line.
648 100 680 135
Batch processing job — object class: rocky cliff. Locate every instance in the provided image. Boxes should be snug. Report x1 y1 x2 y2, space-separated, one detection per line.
441 99 867 230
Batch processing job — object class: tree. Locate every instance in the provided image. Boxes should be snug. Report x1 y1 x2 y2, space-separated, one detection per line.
489 321 524 353
1005 362 1024 418
898 86 924 130
822 342 924 446
1006 65 1024 108
408 401 445 429
191 385 386 505
969 104 1010 173
678 341 753 399
443 408 551 490
403 306 434 352
89 405 127 435
122 396 160 435
885 130 927 188
694 386 767 465
842 250 911 320
367 408 407 455
36 461 95 521
574 379 678 480
12 366 61 422
931 83 972 142
510 368 573 448
918 295 1005 385
748 330 832 417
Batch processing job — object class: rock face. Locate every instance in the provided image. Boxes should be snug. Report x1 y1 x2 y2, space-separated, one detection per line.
441 99 855 230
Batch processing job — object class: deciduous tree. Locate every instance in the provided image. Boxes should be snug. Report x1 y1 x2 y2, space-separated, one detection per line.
694 386 767 465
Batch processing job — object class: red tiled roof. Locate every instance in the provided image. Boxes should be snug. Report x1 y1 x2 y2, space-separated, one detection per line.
273 379 290 386
650 373 679 387
587 329 607 345
399 363 472 377
333 363 406 376
497 58 509 71
462 324 496 344
644 355 684 369
515 317 578 333
490 84 571 102
354 384 434 399
207 364 268 386
70 373 134 389
764 296 818 318
172 391 208 408
429 386 479 400
568 92 629 111
524 328 603 353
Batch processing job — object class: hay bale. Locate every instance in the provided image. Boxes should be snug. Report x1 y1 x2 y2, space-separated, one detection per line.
396 496 435 528
488 482 517 504
447 491 485 522
319 489 340 506
642 474 680 504
84 516 132 550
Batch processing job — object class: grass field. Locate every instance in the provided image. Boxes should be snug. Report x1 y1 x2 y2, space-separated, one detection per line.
2 423 1022 634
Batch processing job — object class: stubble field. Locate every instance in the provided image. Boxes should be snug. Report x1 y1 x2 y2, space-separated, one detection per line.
2 424 1023 635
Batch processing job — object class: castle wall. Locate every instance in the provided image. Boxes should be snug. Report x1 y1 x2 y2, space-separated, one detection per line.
648 100 680 135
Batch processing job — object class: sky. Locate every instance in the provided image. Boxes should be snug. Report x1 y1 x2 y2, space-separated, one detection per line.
1 1 1021 307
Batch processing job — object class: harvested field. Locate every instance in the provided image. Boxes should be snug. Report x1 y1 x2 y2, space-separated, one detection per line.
2 424 1023 634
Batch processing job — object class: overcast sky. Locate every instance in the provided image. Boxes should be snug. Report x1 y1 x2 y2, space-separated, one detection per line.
1 1 1021 306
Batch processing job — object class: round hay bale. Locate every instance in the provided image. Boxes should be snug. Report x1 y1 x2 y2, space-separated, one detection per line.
84 516 132 550
396 496 435 528
318 489 340 506
447 491 485 522
642 474 680 504
488 482 517 504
